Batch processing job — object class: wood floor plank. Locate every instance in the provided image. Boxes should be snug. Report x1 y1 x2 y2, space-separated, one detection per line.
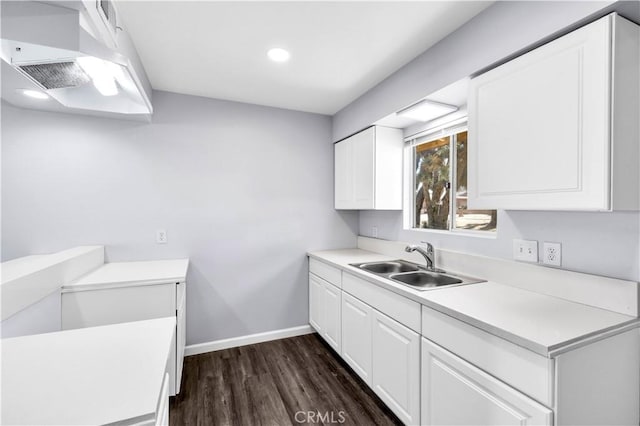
245 373 294 426
170 333 403 426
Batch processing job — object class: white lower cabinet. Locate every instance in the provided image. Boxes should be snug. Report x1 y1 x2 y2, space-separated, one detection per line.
372 310 420 425
61 282 186 396
309 258 639 426
421 337 552 426
341 292 373 385
309 261 421 425
323 281 342 351
308 273 341 352
309 273 324 332
175 282 186 392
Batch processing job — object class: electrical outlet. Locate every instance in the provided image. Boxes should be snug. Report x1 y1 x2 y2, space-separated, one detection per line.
513 239 538 263
543 242 561 267
156 229 167 244
372 226 378 238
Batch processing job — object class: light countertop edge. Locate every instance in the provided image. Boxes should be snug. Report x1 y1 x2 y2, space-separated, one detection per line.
1 317 176 425
419 298 640 357
62 259 189 292
308 249 640 358
62 277 187 293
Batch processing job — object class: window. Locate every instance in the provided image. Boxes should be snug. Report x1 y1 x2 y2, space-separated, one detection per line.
409 124 496 232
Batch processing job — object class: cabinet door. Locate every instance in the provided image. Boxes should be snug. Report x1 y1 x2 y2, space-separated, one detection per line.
352 127 375 209
341 292 373 385
175 282 186 394
468 16 611 210
309 273 324 333
421 337 552 426
322 281 342 352
334 139 353 209
372 310 420 425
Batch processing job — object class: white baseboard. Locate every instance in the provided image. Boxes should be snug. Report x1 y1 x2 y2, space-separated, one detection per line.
184 324 314 357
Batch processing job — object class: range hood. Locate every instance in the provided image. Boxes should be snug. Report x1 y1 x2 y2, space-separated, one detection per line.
1 1 153 120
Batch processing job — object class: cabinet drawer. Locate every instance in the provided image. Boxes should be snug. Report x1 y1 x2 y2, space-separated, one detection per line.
309 258 342 288
422 337 553 425
421 306 553 406
343 272 420 333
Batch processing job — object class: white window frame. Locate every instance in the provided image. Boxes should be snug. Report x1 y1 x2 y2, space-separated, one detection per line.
402 117 497 237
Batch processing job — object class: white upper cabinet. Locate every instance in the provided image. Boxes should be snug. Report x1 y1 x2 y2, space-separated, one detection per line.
334 126 403 210
468 14 639 211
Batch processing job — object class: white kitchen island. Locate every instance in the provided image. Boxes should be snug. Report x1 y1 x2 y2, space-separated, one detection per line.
62 259 189 396
1 317 175 425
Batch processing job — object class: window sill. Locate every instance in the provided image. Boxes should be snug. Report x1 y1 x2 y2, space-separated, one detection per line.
402 227 498 239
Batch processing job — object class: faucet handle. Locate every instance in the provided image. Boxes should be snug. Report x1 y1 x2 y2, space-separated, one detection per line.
420 241 434 253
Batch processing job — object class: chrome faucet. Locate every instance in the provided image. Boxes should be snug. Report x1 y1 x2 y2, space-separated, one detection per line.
406 242 435 271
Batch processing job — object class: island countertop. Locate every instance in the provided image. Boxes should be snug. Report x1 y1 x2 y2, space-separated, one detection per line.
62 258 189 292
1 317 175 425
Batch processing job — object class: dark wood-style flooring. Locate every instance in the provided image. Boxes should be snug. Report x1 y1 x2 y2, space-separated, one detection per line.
170 333 402 425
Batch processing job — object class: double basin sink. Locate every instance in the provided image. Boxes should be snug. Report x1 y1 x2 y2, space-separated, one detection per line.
349 260 484 291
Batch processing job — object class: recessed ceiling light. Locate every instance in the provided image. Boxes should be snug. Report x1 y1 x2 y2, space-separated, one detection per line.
19 89 49 100
267 48 290 63
397 99 457 122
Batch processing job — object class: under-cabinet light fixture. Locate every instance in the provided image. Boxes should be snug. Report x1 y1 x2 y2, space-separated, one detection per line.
19 88 49 99
76 56 119 96
267 47 291 63
397 99 457 122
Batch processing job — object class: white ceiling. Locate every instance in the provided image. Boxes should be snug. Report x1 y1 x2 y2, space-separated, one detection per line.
116 1 493 115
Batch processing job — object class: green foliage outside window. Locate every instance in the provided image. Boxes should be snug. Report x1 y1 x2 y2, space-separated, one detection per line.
413 130 496 232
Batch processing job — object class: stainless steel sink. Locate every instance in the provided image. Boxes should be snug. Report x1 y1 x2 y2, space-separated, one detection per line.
358 261 420 275
350 260 484 291
389 271 463 288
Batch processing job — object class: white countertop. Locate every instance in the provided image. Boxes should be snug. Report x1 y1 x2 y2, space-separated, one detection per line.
309 249 639 357
1 317 175 425
63 259 189 292
421 281 637 355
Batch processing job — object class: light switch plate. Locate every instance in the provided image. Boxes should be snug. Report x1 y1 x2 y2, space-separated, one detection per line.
513 239 538 263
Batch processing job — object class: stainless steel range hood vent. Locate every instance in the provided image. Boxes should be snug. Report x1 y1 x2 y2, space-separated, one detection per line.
18 61 91 89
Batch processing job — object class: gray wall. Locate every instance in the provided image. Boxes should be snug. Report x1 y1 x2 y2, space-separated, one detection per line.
360 210 640 282
1 92 359 345
332 0 638 141
340 0 640 283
